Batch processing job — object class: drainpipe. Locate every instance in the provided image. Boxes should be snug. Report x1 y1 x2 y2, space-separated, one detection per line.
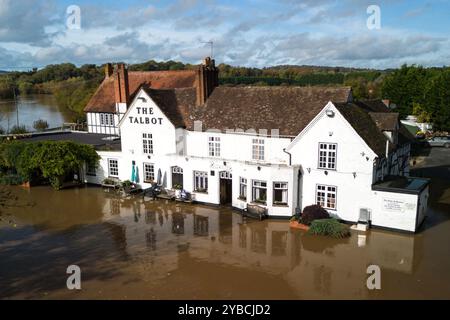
385 140 389 159
283 148 292 166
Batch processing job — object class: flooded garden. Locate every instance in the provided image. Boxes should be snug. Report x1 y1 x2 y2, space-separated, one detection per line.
1 165 449 300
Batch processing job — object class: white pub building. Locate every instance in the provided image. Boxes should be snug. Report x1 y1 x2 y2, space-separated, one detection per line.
81 58 429 233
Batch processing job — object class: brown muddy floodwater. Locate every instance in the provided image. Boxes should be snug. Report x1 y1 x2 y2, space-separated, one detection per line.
0 165 449 299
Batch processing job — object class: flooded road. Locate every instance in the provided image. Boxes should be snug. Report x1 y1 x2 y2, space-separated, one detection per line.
0 160 449 299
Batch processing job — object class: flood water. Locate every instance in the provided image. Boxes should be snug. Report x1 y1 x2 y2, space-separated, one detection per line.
0 94 73 131
0 180 448 300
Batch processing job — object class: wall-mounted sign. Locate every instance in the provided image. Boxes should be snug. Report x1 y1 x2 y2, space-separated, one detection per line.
382 198 415 213
129 107 163 125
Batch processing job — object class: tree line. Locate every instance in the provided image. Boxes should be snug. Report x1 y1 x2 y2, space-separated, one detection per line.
0 61 449 130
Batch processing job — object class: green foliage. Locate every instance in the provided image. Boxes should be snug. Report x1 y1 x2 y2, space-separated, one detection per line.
412 103 432 123
0 140 100 190
33 119 49 131
0 173 25 185
9 125 28 134
52 77 101 121
307 218 351 238
122 180 132 187
300 204 330 226
423 69 450 131
382 65 450 130
382 65 424 117
17 80 33 94
344 77 368 100
0 77 15 99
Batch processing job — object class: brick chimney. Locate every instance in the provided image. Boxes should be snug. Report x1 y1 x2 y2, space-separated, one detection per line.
114 63 130 105
196 57 219 106
105 63 113 78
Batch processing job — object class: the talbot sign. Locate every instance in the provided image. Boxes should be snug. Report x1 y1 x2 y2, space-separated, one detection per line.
129 107 163 125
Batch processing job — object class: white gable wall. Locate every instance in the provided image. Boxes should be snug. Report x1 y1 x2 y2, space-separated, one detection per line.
287 102 378 223
111 89 178 188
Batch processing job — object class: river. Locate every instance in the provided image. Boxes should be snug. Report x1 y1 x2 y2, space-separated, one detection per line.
0 153 449 299
0 94 73 132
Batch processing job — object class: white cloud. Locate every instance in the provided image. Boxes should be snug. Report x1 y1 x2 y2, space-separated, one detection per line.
0 0 448 69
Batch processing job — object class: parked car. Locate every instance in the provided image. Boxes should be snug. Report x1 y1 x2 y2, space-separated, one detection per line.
427 136 450 148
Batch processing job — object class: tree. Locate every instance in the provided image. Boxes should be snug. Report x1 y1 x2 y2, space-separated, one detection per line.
9 125 28 134
33 119 49 131
424 69 450 130
412 103 432 123
344 77 368 100
0 141 100 190
381 64 430 118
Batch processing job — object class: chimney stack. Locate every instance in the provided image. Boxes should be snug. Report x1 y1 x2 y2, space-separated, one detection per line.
105 63 113 78
196 57 219 106
114 63 130 105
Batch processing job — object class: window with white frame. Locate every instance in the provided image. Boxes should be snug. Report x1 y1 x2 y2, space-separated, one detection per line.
143 163 155 183
252 139 265 161
208 136 221 157
239 177 247 200
194 171 208 193
100 113 114 126
318 143 337 170
252 180 267 204
273 182 288 205
316 185 337 210
108 159 119 177
142 133 153 154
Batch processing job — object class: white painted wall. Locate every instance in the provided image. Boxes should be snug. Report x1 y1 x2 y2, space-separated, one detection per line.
83 96 426 231
287 102 377 223
370 190 420 232
185 130 292 165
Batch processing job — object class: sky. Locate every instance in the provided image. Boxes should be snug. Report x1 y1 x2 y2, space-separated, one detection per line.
0 0 449 70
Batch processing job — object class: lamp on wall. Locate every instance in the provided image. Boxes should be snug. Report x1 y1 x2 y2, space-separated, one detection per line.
326 110 335 117
353 172 357 178
307 168 311 173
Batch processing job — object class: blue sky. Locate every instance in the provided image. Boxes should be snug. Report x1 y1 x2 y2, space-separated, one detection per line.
0 0 449 70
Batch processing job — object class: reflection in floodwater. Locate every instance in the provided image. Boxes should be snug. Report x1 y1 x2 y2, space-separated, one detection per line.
0 185 449 299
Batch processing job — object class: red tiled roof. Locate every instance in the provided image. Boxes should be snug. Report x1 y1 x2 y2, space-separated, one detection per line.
84 70 197 113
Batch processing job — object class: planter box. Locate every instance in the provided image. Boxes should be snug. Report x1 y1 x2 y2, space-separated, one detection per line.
290 221 310 231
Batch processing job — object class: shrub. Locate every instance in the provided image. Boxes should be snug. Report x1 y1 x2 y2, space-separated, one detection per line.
300 204 330 225
307 219 351 238
0 140 100 190
33 119 49 131
0 173 25 185
9 125 28 134
122 180 132 188
0 127 5 135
